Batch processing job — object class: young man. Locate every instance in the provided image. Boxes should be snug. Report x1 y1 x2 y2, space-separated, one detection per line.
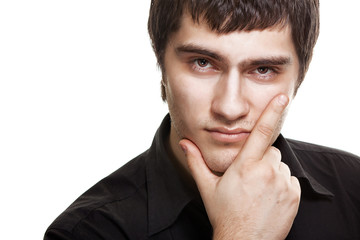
45 0 360 239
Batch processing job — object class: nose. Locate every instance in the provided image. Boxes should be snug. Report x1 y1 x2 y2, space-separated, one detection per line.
211 70 249 122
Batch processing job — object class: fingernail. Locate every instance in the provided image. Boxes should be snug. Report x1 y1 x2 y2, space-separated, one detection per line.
179 143 188 155
277 94 289 106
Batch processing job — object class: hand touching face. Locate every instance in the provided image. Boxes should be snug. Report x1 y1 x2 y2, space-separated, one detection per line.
180 94 300 240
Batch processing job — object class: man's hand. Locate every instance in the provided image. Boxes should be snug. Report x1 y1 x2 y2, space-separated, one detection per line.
179 94 300 240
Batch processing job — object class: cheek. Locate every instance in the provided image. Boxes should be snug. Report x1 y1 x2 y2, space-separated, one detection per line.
247 82 293 117
167 74 213 112
251 94 274 119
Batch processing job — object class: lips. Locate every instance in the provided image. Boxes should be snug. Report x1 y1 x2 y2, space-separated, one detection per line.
206 127 251 143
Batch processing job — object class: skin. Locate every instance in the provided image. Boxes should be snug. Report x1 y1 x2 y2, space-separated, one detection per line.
180 96 300 239
164 14 298 174
163 13 301 239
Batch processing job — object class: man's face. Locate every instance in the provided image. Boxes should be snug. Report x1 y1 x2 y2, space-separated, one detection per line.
164 14 299 174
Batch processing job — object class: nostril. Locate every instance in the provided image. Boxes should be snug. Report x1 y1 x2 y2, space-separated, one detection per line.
211 98 250 122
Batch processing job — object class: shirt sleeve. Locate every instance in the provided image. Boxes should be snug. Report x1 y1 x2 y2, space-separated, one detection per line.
44 228 78 240
44 226 130 240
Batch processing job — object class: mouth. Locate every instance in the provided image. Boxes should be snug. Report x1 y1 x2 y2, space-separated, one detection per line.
206 127 251 143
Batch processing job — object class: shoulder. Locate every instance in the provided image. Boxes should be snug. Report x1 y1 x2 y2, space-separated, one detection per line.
286 138 360 188
287 138 360 162
285 139 360 219
45 150 150 239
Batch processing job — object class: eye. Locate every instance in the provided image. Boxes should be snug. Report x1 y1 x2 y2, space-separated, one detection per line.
256 67 272 74
191 58 218 73
249 66 278 82
195 59 211 68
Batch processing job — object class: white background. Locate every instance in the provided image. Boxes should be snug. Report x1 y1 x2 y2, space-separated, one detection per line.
0 1 359 239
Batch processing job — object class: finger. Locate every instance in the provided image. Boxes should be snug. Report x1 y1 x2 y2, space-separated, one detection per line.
179 139 218 195
279 162 291 178
259 146 282 167
238 94 289 163
263 146 282 163
291 176 301 195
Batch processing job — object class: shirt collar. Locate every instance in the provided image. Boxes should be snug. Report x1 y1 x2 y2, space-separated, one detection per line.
146 114 196 236
273 134 334 198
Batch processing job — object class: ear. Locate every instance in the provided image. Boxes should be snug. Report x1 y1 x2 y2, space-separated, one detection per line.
161 78 167 102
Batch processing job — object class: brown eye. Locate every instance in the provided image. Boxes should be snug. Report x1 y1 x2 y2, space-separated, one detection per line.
257 67 270 74
196 59 209 67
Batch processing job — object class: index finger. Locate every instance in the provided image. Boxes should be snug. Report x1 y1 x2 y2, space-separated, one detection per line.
238 94 289 163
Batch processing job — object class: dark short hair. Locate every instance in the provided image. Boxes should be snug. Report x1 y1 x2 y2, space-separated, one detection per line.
148 0 320 100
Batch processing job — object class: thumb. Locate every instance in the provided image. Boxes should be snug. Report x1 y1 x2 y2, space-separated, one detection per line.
179 139 218 194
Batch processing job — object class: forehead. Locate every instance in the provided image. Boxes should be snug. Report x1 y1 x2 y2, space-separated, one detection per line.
168 13 298 65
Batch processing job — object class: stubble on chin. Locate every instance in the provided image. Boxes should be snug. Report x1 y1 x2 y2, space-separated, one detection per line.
202 148 239 174
169 116 249 174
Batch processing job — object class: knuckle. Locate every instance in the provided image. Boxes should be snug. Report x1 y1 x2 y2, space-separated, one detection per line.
279 162 290 173
271 100 285 114
239 161 256 177
257 164 276 182
290 190 301 204
290 177 301 201
269 146 281 158
263 147 282 163
256 123 274 139
291 176 301 190
280 161 289 169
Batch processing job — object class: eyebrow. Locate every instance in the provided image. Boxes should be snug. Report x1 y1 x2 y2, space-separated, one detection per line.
244 56 292 67
175 44 225 62
175 43 292 67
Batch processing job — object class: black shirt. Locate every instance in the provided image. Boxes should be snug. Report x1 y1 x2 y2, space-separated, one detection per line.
44 115 360 240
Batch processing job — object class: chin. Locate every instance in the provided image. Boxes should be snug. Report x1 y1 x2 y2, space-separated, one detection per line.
202 149 238 174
